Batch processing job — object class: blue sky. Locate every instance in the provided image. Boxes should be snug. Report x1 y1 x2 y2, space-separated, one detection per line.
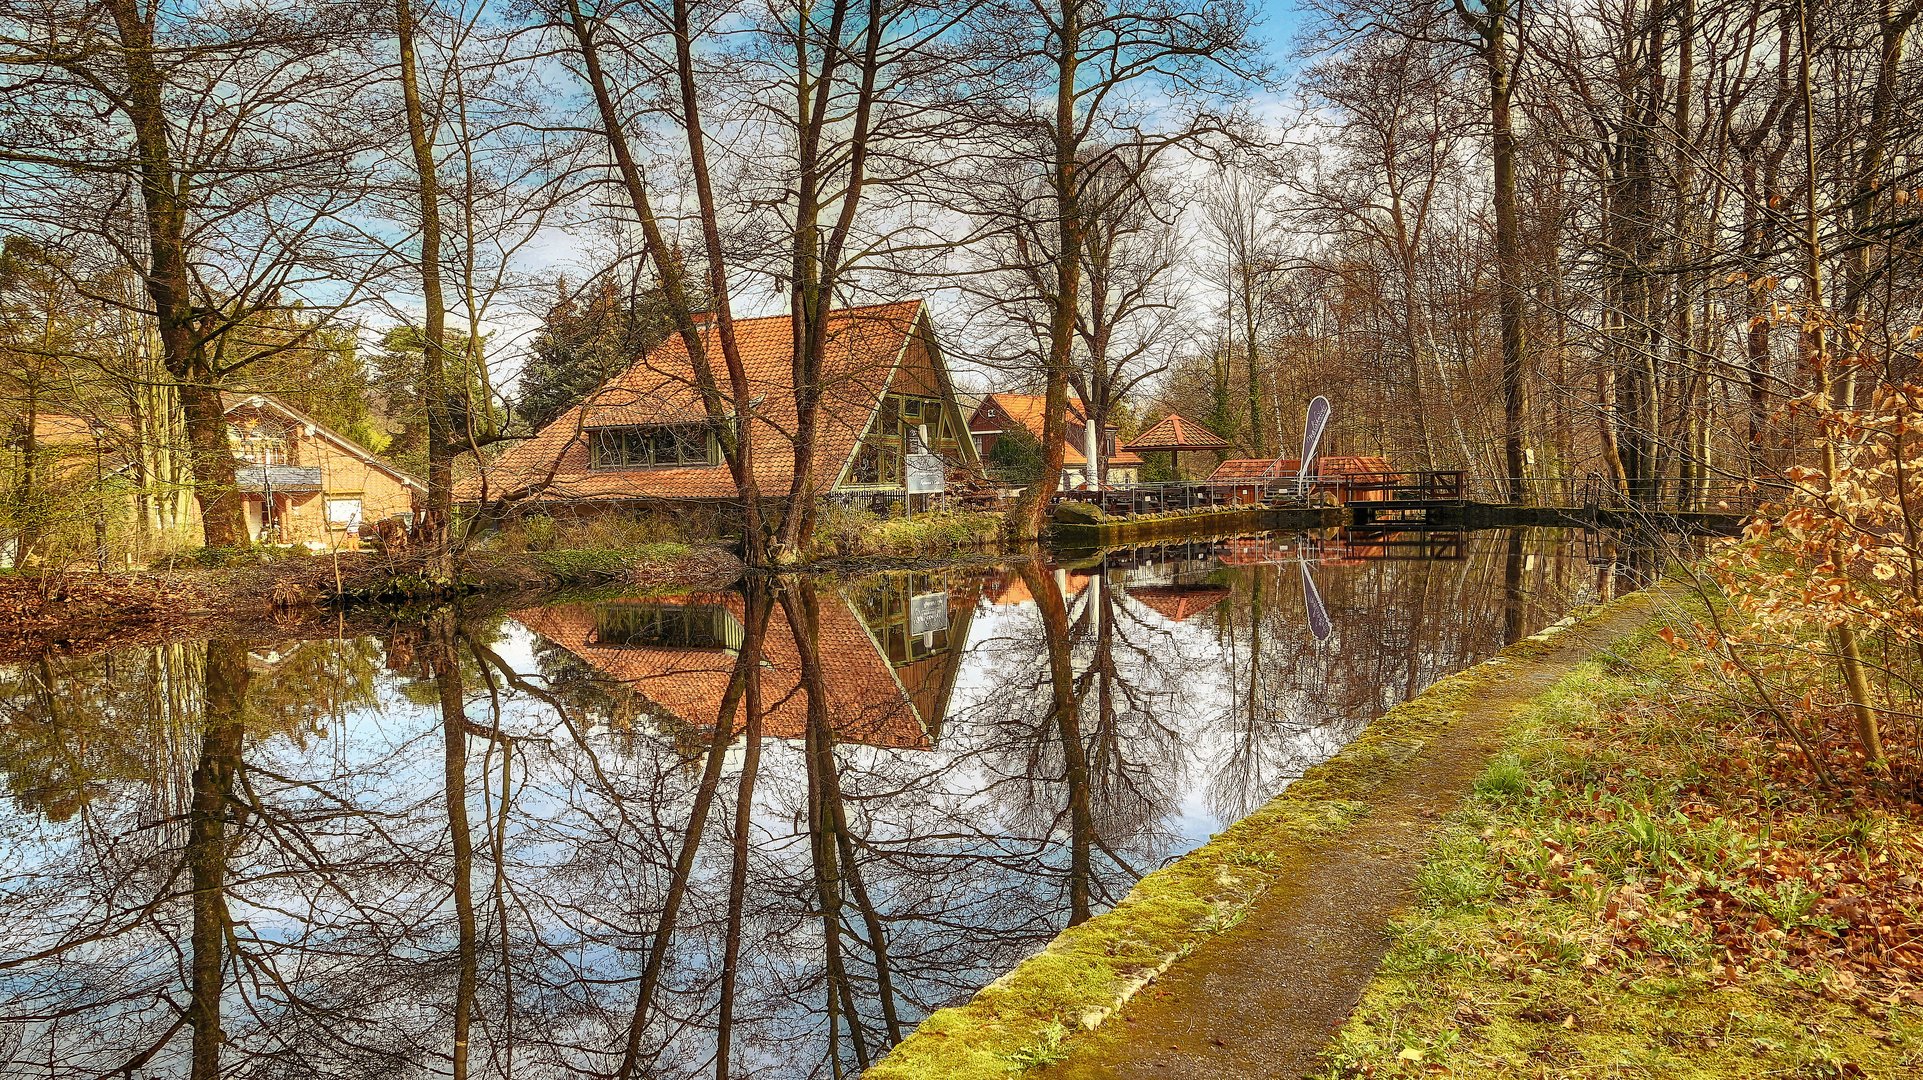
1254 0 1313 64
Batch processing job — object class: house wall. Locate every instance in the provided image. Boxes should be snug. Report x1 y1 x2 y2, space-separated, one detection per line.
228 404 418 548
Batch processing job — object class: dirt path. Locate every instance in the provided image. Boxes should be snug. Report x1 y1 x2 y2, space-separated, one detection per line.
1031 588 1673 1080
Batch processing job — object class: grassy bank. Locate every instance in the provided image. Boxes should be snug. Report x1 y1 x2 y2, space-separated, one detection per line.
812 506 1006 559
866 591 1666 1080
1315 629 1923 1078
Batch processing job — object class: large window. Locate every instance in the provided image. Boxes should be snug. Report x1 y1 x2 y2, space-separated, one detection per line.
847 394 957 487
589 424 716 469
234 431 286 465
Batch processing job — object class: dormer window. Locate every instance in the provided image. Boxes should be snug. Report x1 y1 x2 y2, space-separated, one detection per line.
589 424 717 469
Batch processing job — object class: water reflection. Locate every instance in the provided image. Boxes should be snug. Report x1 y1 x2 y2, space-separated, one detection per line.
1 529 1629 1077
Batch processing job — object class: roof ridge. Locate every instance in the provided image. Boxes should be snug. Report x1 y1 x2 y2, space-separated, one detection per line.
711 298 923 325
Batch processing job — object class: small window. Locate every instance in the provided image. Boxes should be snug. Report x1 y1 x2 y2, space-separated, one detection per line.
589 424 716 468
850 437 901 486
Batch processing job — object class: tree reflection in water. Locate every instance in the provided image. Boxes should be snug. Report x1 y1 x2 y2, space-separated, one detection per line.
0 529 1633 1077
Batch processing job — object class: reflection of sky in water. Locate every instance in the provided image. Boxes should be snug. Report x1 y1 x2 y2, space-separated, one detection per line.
0 530 1629 1078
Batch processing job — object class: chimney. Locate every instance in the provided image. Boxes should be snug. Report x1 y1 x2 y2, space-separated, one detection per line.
690 311 715 325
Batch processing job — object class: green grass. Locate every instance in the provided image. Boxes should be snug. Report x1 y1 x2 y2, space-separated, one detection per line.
814 508 1005 558
1313 633 1923 1079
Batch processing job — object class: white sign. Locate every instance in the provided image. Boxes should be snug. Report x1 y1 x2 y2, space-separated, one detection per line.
907 453 944 494
906 430 945 494
908 592 949 636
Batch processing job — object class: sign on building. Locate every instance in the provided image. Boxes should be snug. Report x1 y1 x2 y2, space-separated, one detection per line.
906 430 945 494
908 592 950 637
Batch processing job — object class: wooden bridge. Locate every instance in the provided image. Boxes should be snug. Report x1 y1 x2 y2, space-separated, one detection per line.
1049 470 1760 535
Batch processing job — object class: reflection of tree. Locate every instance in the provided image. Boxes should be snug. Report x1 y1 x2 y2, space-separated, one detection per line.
1023 562 1096 923
0 529 1613 1078
783 576 904 1070
0 637 380 823
428 612 480 1080
187 640 248 1079
0 649 191 821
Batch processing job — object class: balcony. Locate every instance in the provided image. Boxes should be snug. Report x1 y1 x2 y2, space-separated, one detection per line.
235 465 322 493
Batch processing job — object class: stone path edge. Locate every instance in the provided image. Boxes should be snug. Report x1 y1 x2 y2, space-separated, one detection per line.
862 587 1668 1080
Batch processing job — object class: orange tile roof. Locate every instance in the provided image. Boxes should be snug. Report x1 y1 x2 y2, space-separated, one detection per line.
1122 413 1230 452
511 593 938 749
1207 455 1394 482
463 301 927 502
968 392 1144 467
987 568 1092 605
1126 584 1230 622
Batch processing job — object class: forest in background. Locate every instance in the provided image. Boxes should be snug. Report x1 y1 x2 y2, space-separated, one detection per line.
2 0 1921 566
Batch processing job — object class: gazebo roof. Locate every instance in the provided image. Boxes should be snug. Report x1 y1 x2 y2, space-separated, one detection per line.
1122 412 1230 452
1126 584 1231 623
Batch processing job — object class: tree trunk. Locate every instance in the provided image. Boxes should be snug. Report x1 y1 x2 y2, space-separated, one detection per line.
398 0 453 569
1474 0 1529 502
1797 0 1884 764
1009 0 1084 541
105 0 246 548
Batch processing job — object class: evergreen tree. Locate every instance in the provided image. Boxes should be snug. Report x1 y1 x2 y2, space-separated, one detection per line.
516 273 684 429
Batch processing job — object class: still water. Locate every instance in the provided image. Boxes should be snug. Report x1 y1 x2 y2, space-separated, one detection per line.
1 529 1643 1078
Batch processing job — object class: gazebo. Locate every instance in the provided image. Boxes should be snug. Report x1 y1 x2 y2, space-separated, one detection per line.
1121 412 1231 479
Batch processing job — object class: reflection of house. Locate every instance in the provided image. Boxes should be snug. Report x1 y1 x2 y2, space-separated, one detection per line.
986 569 1092 606
1206 455 1394 504
462 301 980 510
512 578 973 750
223 395 423 547
968 393 1142 489
1124 584 1230 622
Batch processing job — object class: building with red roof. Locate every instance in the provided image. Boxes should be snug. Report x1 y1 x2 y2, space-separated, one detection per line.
1206 455 1396 504
967 392 1142 489
461 300 979 509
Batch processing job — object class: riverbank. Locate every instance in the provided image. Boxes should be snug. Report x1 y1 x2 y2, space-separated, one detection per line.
1312 623 1923 1077
0 543 742 661
0 506 1043 660
866 586 1676 1080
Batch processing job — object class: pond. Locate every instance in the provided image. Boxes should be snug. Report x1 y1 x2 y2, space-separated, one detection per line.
0 528 1649 1078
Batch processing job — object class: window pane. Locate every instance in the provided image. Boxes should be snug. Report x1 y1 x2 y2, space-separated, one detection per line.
852 441 881 484
674 425 707 464
594 604 730 649
642 429 672 465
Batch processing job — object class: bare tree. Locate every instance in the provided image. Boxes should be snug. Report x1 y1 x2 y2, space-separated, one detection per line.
0 0 383 546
